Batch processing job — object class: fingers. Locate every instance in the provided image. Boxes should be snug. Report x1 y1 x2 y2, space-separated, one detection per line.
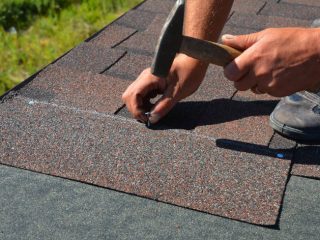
149 87 177 124
221 32 261 50
122 69 163 123
224 47 253 82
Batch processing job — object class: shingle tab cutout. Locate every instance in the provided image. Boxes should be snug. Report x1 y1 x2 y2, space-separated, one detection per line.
19 66 128 113
0 97 291 226
54 42 125 73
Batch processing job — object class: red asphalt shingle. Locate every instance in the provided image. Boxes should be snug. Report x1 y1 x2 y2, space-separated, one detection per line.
104 52 153 81
0 97 291 226
282 0 320 7
227 13 311 30
19 66 128 114
89 24 137 48
54 42 126 74
260 1 320 20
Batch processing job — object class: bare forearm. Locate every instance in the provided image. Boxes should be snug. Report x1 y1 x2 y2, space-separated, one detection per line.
184 0 234 41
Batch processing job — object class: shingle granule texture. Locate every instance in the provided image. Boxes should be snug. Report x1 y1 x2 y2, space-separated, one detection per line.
143 14 168 35
116 10 156 30
260 2 320 20
0 97 291 226
89 24 137 47
117 32 159 56
104 53 153 80
137 0 176 13
54 42 125 74
194 98 276 146
283 0 320 7
291 145 320 179
19 66 128 113
227 13 311 30
231 0 267 14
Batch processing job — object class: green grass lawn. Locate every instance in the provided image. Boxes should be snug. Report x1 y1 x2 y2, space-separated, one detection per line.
0 0 143 96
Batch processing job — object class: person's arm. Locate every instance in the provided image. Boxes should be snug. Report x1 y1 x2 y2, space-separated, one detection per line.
222 28 320 96
122 0 233 124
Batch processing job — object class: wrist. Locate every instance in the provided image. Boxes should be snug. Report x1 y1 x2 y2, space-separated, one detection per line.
175 54 209 72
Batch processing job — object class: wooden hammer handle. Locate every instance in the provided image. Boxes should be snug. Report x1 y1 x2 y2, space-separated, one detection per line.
180 36 242 67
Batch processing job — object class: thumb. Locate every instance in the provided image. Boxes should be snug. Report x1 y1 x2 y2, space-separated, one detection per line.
222 32 260 50
148 88 177 124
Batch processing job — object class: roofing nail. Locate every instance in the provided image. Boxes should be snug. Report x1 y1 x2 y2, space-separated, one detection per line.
145 112 152 128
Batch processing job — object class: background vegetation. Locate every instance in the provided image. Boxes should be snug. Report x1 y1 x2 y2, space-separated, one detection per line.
0 0 143 95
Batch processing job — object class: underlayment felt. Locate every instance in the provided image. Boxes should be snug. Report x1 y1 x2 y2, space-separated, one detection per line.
54 42 125 74
19 66 128 114
0 97 291 226
1 166 319 240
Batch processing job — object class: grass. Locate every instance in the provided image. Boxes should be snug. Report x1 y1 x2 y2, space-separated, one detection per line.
0 0 143 96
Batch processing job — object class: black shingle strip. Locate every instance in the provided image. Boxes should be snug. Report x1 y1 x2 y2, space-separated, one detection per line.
116 9 157 30
18 66 129 114
53 42 126 74
104 52 153 81
0 97 291 226
89 24 138 48
292 145 320 179
227 13 311 31
137 0 176 14
260 2 320 20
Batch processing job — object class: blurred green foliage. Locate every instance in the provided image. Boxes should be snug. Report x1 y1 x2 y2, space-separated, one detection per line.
0 0 143 95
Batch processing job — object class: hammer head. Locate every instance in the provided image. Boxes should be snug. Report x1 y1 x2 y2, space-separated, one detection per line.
151 0 185 78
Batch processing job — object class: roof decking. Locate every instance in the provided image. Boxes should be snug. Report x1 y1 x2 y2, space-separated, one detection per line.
1 0 320 237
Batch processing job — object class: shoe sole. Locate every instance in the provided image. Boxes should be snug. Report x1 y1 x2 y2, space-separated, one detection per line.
269 112 320 143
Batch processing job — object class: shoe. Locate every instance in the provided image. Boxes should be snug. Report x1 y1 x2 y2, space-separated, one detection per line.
270 92 320 142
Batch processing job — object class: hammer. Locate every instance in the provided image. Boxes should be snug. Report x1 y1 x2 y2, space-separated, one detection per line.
151 0 242 78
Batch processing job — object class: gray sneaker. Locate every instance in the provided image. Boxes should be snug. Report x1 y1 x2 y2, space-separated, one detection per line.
270 92 320 142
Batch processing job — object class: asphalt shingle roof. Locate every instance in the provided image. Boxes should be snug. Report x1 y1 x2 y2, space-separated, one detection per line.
1 0 320 237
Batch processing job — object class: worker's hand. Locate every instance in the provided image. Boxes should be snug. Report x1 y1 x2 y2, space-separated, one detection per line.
122 54 208 124
222 28 320 97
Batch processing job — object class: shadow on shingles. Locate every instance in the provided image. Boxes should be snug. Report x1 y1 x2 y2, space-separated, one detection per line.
293 145 320 166
152 98 278 130
216 138 293 161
